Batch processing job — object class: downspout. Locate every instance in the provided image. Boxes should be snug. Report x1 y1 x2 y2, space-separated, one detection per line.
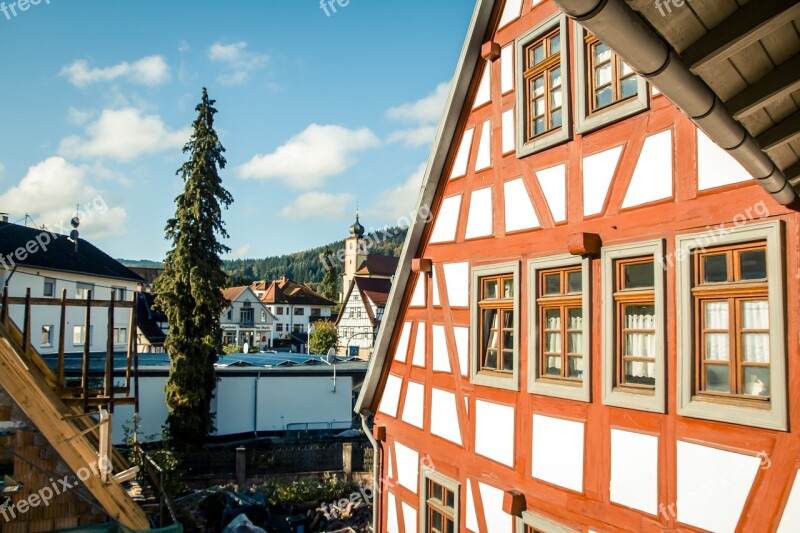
361 411 380 533
551 0 798 206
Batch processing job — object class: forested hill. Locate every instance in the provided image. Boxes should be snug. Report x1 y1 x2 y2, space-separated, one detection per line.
120 226 407 287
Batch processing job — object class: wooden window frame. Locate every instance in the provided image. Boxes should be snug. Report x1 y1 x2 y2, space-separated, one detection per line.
478 273 515 374
528 255 591 402
573 28 648 134
585 34 638 115
523 28 563 140
602 240 665 413
517 510 578 533
419 469 460 533
614 256 657 392
471 261 520 391
676 221 787 431
515 14 570 157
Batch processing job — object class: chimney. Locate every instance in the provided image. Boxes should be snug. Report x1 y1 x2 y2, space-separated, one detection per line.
0 213 8 223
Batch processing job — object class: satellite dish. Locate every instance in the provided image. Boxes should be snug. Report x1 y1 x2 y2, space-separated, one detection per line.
69 229 79 241
243 342 249 354
326 347 336 364
70 216 80 228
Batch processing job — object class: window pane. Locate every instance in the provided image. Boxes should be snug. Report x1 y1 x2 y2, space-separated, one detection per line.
544 308 561 331
704 333 729 361
432 511 443 530
740 250 766 280
742 333 770 363
742 300 769 329
704 301 729 329
546 332 561 354
705 365 730 393
432 483 442 501
620 61 634 76
567 271 582 293
446 490 455 508
550 67 561 88
594 42 611 63
568 308 583 331
568 332 582 354
503 310 514 329
743 367 770 396
534 117 546 135
502 349 514 371
533 44 545 65
484 280 498 299
551 108 562 128
544 273 560 295
551 89 562 108
568 356 583 378
624 304 655 334
623 261 654 289
549 34 560 56
503 279 514 299
703 254 727 283
545 355 562 376
595 86 612 108
534 77 545 96
534 97 545 116
621 76 638 98
624 361 655 385
596 63 612 86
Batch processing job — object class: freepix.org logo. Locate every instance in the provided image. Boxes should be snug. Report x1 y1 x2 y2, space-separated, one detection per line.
1 0 50 22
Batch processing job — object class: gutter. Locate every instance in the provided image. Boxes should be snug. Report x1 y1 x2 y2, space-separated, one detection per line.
551 0 798 206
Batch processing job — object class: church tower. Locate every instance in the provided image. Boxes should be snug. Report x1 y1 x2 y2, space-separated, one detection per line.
341 213 366 302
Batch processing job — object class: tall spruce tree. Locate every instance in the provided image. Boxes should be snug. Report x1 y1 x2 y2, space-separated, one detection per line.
155 88 233 449
320 247 339 302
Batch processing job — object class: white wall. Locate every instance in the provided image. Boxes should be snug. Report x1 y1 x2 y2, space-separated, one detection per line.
4 268 137 355
112 372 353 444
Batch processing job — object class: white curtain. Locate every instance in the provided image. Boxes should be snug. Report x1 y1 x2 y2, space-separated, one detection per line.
704 301 729 361
742 300 769 363
625 309 656 378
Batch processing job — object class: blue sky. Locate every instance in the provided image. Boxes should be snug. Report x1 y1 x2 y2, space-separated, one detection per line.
0 0 474 260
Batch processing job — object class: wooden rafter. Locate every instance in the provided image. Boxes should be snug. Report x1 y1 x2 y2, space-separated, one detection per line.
756 110 800 151
681 0 800 72
725 54 800 119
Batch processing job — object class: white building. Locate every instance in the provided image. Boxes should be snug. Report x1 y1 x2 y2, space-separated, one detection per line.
220 286 275 350
336 276 392 358
251 276 335 341
0 219 143 355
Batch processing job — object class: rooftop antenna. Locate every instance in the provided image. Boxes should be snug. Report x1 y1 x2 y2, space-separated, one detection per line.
68 204 80 252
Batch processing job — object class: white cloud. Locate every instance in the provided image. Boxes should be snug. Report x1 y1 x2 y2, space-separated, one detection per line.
387 125 439 147
59 108 190 162
60 55 170 87
0 160 4 177
368 162 426 220
237 124 380 189
279 192 355 220
208 41 269 86
230 243 252 259
387 82 450 124
0 157 127 239
67 107 94 126
386 81 450 147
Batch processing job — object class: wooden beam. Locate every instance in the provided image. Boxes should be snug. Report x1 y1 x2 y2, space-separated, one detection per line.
105 292 115 413
57 289 67 388
82 290 92 413
725 54 800 119
22 288 31 353
3 296 134 308
681 0 800 72
756 110 800 151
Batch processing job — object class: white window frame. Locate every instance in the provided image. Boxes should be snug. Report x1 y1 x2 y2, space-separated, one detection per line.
76 282 94 300
419 468 460 533
72 325 93 346
675 220 787 431
573 27 649 134
528 255 591 402
470 261 521 391
113 327 127 346
41 325 53 347
43 277 56 298
517 510 577 533
601 239 666 413
515 13 571 158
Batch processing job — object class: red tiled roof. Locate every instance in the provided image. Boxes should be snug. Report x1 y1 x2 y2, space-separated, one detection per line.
251 276 334 306
221 286 249 302
355 254 399 277
355 277 392 307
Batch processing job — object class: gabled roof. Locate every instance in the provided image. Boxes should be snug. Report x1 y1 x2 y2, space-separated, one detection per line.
355 0 495 414
337 276 393 328
136 292 167 345
0 221 145 283
221 285 249 302
355 254 400 277
252 276 335 307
